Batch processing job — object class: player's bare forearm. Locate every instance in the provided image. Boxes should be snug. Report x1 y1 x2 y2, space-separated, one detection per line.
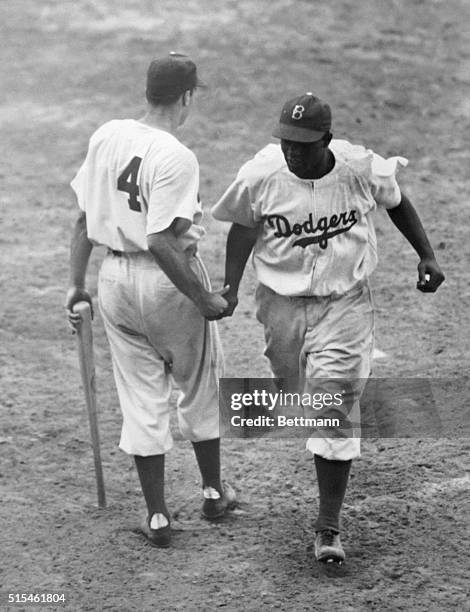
65 211 94 329
147 226 227 319
220 223 259 316
69 211 93 287
387 192 445 292
387 193 434 259
148 230 205 298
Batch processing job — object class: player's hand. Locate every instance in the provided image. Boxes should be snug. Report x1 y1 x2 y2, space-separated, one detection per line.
417 258 445 293
64 286 94 333
212 291 239 320
199 285 230 320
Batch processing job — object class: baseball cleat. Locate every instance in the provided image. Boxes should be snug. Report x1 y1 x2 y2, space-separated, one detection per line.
140 513 171 548
201 482 237 520
314 529 345 563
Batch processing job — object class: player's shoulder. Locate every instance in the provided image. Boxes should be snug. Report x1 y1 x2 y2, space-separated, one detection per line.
89 119 127 141
237 143 285 183
331 138 408 179
164 133 196 160
90 120 191 154
331 138 379 182
148 130 198 169
331 139 373 165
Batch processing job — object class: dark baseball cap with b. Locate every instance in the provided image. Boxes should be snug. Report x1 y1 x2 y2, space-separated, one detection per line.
146 52 205 103
272 93 332 142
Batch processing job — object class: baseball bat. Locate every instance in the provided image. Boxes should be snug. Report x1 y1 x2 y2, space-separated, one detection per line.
73 301 106 508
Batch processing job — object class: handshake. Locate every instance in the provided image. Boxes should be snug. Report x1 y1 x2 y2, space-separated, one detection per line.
197 285 238 321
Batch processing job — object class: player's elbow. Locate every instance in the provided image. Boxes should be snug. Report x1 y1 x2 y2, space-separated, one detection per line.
76 210 87 227
147 232 163 254
229 223 259 246
74 210 89 238
147 230 173 259
386 191 414 221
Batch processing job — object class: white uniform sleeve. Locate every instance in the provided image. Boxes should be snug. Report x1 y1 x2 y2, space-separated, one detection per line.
211 179 259 228
332 140 408 210
212 157 266 228
146 147 199 235
70 162 87 211
70 122 118 213
369 153 408 209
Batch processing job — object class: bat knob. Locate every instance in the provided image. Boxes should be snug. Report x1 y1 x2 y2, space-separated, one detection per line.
73 301 93 325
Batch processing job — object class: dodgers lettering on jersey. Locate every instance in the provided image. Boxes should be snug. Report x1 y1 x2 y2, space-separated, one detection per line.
71 119 205 252
211 140 408 297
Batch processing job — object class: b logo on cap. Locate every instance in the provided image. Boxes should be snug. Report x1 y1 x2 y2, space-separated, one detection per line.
292 105 304 120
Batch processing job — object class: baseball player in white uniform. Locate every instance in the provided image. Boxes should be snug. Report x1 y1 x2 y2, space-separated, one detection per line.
212 93 444 562
65 53 235 549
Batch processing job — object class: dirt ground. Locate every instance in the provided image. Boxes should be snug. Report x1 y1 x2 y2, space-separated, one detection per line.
1 1 469 610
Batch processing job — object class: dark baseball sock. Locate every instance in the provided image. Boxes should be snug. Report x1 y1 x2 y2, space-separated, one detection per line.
192 438 223 494
134 454 169 520
314 454 352 533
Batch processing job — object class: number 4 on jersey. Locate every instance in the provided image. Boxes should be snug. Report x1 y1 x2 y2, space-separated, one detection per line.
117 156 143 211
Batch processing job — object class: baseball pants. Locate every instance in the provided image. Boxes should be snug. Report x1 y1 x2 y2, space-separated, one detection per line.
98 249 223 456
256 281 374 461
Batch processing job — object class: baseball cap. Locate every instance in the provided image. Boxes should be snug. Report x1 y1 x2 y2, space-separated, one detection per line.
146 52 205 103
272 93 332 142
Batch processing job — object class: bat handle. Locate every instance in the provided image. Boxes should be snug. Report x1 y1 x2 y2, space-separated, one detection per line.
73 299 93 325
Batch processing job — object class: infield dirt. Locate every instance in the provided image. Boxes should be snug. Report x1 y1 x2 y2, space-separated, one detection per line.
1 1 469 611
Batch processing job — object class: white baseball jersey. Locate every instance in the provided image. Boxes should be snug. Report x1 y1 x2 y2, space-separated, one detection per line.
71 119 205 252
212 140 407 297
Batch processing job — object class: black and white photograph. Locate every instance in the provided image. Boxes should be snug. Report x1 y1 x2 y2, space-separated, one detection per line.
1 0 469 610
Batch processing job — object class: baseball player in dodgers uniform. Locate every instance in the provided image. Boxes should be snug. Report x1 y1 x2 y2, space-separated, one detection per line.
212 93 444 562
65 54 235 549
